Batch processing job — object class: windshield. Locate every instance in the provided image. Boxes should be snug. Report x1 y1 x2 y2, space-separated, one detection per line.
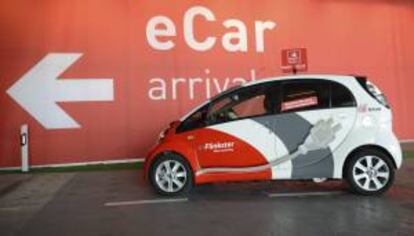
176 103 209 133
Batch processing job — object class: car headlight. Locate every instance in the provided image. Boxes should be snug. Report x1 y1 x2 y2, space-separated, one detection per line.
158 128 168 142
159 130 166 139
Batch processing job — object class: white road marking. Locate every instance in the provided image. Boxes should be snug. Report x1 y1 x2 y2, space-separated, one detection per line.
0 207 22 211
267 191 344 198
104 198 188 207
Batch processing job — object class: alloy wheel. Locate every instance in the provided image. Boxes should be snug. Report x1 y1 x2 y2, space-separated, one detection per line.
352 155 390 191
155 160 188 193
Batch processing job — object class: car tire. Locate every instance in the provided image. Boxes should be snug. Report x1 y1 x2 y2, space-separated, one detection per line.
345 149 394 196
149 153 193 196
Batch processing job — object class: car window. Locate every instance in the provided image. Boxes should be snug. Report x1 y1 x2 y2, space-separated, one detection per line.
331 82 356 107
281 80 330 112
209 97 232 116
207 82 278 125
233 94 266 117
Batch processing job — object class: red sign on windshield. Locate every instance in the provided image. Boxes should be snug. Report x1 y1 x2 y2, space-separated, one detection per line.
281 96 318 112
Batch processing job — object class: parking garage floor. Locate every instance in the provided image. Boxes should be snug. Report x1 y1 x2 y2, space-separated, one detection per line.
1 160 414 236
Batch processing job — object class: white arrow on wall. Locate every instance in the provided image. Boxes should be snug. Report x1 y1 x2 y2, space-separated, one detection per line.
7 53 114 129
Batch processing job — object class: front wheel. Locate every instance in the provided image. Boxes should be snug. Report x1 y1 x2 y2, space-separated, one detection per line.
345 149 394 195
149 153 193 196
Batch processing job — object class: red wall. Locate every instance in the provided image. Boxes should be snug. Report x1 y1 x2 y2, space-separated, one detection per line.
1 0 413 167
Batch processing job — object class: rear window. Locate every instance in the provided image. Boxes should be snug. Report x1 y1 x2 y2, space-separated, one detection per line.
281 81 330 112
281 79 356 113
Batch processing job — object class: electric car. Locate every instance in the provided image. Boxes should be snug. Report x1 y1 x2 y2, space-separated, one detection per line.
144 75 402 196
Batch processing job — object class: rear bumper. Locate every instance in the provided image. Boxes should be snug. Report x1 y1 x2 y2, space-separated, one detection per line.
389 137 403 169
376 130 403 169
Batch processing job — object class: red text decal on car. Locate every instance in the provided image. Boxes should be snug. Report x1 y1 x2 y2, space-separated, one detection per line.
281 96 318 111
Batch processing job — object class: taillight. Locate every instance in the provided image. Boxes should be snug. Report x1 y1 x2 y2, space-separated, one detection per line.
356 76 390 108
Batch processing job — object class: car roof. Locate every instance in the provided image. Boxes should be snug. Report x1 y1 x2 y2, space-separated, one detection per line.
215 75 357 102
242 74 357 87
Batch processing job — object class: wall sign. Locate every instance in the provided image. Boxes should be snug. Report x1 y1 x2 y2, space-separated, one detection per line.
281 48 308 73
0 1 413 168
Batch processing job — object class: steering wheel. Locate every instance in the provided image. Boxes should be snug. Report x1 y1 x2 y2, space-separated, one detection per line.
213 108 238 122
226 108 238 120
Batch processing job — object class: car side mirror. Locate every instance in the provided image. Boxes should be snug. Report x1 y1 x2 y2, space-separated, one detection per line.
169 120 181 128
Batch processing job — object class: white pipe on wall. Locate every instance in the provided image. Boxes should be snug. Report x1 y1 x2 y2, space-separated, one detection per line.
20 124 29 172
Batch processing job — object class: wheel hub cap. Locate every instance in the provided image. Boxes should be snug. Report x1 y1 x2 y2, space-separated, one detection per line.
352 155 390 192
155 160 187 193
366 168 377 178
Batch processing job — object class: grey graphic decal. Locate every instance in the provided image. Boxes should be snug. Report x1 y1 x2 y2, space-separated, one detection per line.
196 114 341 179
255 113 336 179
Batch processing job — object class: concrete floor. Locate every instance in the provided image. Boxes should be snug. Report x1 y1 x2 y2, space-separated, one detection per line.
1 160 414 236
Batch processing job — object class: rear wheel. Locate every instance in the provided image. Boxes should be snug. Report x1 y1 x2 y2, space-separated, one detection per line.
149 153 193 196
345 149 394 195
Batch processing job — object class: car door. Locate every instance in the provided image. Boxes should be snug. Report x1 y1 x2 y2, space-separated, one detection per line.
189 82 280 171
270 79 357 179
